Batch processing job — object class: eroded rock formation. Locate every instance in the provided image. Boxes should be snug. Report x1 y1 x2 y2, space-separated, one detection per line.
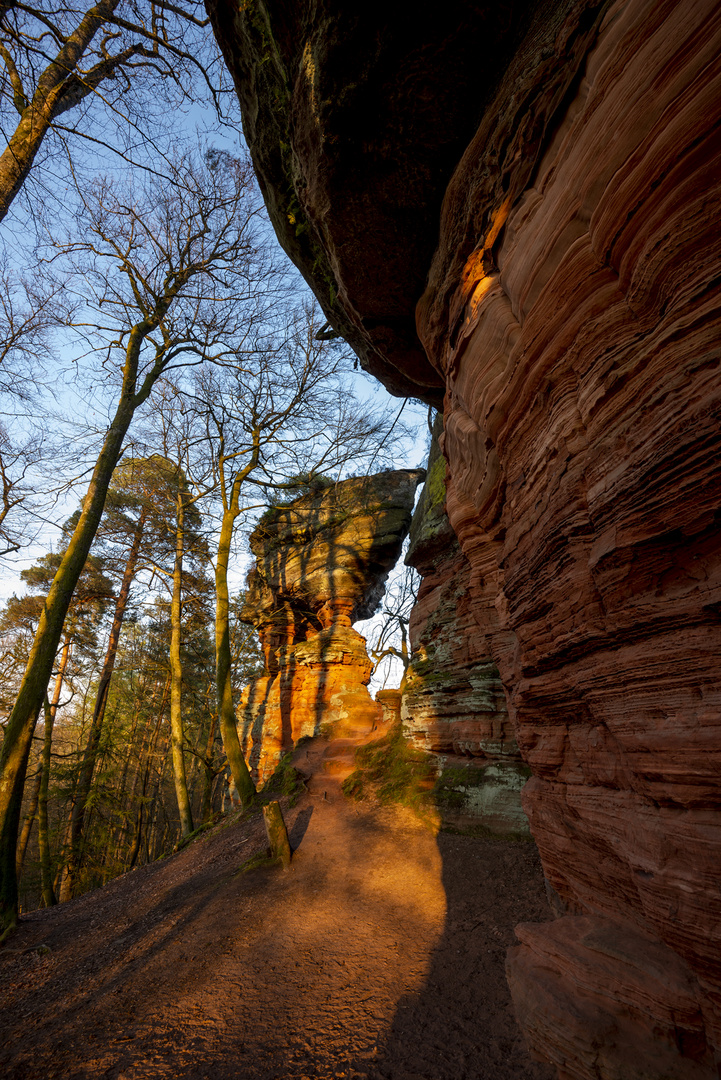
238 471 423 780
403 414 530 836
211 0 721 1075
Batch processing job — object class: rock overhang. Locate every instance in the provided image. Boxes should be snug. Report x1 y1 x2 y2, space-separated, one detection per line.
205 0 560 405
242 468 425 645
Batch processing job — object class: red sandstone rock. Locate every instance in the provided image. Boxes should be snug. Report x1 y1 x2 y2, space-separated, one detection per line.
403 415 510 757
506 916 715 1079
375 688 402 726
402 415 530 834
205 0 551 403
238 624 381 781
238 471 423 780
422 0 721 1071
214 0 721 1074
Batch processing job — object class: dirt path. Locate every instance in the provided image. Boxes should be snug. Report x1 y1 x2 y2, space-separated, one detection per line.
0 732 555 1080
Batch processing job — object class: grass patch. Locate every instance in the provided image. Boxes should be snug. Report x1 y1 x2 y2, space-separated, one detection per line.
342 724 436 816
260 751 305 807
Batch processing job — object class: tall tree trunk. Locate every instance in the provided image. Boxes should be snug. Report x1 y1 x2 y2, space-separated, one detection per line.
61 509 146 898
127 722 163 870
38 700 57 909
199 710 219 825
38 639 71 908
0 0 121 222
169 492 193 838
99 699 141 880
0 401 129 932
215 501 256 807
0 310 169 934
15 764 41 879
115 680 168 871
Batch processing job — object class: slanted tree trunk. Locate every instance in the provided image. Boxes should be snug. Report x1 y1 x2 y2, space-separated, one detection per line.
15 764 41 879
0 0 123 222
0 312 179 934
61 509 146 900
169 491 193 838
38 639 71 908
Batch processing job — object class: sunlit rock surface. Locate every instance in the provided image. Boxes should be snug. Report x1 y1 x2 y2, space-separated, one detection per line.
423 2 721 1073
238 471 423 780
403 415 530 836
213 0 721 1074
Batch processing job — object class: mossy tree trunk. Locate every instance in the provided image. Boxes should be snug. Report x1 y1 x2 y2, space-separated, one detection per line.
198 710 220 824
169 489 193 839
0 0 123 222
262 800 291 869
61 508 146 900
214 440 259 809
15 764 41 880
38 638 71 908
0 297 190 934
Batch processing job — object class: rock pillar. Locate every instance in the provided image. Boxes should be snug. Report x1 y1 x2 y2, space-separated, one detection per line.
238 471 424 781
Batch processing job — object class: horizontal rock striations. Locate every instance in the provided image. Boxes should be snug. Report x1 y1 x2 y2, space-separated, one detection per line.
424 2 721 1074
403 415 530 836
238 471 423 780
214 0 721 1075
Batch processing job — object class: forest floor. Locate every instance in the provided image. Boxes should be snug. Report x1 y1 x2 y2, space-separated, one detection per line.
0 728 556 1080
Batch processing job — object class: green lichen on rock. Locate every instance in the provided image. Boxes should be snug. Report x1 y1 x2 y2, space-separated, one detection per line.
433 759 532 837
342 724 435 814
261 751 305 807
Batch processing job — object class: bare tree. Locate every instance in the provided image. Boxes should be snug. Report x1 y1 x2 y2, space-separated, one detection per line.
190 303 413 808
0 148 277 935
365 560 419 688
0 0 223 222
0 257 74 561
8 546 114 901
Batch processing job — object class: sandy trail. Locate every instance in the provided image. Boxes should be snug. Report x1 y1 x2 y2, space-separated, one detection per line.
0 733 554 1080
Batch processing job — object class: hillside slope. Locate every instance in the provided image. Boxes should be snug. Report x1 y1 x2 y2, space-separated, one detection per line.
0 731 552 1080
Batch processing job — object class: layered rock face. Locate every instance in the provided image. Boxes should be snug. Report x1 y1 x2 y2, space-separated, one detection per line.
427 4 721 1074
238 471 423 780
403 415 530 836
212 0 721 1075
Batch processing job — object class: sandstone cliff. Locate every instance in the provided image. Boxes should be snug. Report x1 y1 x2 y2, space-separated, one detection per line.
211 1 721 1076
403 414 530 836
238 471 423 780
